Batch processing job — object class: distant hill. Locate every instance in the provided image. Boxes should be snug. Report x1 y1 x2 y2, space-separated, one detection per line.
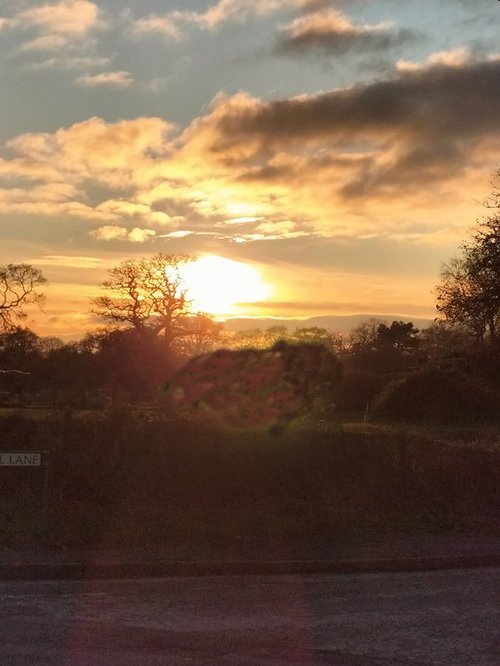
223 314 434 335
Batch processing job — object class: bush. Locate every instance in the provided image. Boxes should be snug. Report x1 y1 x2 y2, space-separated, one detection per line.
331 370 382 412
372 368 500 425
0 411 499 547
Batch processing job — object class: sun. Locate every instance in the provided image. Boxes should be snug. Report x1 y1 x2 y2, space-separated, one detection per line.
179 255 273 316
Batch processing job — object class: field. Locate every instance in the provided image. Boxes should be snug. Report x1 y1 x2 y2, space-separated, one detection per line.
0 407 499 549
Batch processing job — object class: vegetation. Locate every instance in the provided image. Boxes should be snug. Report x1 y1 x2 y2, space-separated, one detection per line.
91 253 194 350
436 170 500 343
1 175 500 548
1 411 498 548
372 368 500 425
0 263 46 331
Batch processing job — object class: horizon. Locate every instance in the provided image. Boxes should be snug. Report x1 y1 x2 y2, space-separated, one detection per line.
34 312 435 344
1 1 499 336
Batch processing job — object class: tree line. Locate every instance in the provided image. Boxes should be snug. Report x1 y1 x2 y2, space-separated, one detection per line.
0 172 499 419
436 172 500 344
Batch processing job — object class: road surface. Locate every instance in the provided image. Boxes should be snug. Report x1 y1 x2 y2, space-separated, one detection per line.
0 568 498 665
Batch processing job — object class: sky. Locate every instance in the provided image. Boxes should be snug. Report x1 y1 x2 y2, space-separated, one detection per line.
0 0 499 336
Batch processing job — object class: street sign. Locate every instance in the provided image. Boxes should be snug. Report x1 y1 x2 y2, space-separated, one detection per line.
0 452 42 467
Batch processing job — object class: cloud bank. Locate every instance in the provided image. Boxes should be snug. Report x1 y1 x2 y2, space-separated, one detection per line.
0 56 498 246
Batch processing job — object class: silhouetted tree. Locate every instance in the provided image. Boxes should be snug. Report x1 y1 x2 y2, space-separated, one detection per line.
0 327 41 404
225 325 345 353
175 313 224 357
92 254 193 349
290 327 344 353
82 327 180 400
37 342 98 407
348 318 384 354
0 326 40 356
225 327 288 349
375 321 420 351
436 255 497 342
38 336 65 355
0 264 46 331
346 319 421 374
419 320 472 361
436 172 500 344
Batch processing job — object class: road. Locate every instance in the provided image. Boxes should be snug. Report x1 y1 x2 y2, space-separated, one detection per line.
0 568 498 665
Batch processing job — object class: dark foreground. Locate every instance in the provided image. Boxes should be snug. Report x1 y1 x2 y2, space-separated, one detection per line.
2 415 499 548
1 568 498 665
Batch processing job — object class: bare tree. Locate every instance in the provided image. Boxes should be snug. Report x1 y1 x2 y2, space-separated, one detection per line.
436 255 495 341
436 172 500 344
0 264 47 331
92 254 194 349
348 318 385 353
175 313 224 357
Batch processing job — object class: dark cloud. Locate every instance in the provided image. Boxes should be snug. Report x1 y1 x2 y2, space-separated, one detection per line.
340 140 466 199
275 17 413 57
214 59 500 144
208 58 500 197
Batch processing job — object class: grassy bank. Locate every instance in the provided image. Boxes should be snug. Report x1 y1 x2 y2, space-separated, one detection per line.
0 409 499 548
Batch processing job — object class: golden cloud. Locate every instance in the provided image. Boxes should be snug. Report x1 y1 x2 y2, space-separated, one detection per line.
397 47 473 72
131 0 293 37
0 57 498 245
90 225 128 241
275 8 408 56
76 71 133 87
28 255 103 268
2 1 117 87
90 225 156 243
17 1 103 37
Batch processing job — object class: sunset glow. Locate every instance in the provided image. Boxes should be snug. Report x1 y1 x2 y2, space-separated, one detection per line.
180 256 273 316
0 0 498 336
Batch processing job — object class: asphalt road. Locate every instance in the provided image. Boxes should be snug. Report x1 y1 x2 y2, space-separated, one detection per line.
0 568 498 665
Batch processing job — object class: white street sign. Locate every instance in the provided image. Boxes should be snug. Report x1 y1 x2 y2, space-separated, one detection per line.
0 452 42 467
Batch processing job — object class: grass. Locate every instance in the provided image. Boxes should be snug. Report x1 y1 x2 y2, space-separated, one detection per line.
0 407 101 421
0 409 498 548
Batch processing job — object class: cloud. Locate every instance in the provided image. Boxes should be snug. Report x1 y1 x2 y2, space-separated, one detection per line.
291 0 328 9
90 225 156 242
127 227 156 243
16 33 69 53
0 156 62 183
94 200 152 217
76 71 133 88
0 57 498 247
161 230 194 238
397 47 473 72
17 1 102 38
7 1 103 53
0 116 176 221
194 58 500 177
22 55 111 71
6 116 172 183
90 225 128 241
131 0 287 37
187 0 282 29
132 15 182 39
276 9 411 56
28 255 103 268
131 0 399 46
2 1 112 84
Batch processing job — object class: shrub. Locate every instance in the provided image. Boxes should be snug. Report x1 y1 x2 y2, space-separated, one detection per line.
331 370 382 412
372 368 500 425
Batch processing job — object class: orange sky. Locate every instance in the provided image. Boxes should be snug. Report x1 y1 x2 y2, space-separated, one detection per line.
1 1 499 336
